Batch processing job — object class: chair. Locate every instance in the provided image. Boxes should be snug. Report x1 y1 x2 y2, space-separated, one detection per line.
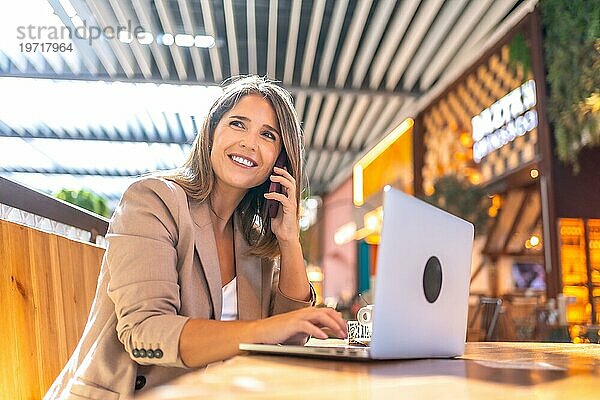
468 297 503 341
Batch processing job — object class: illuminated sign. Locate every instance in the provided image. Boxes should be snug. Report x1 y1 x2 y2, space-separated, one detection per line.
353 118 413 206
471 80 538 163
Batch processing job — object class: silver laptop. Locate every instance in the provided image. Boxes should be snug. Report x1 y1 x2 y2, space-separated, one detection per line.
240 187 474 360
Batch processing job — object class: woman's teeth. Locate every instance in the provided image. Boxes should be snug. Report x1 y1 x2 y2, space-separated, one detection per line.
230 155 255 167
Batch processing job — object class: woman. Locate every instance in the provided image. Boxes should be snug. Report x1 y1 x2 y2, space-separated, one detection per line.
45 76 347 399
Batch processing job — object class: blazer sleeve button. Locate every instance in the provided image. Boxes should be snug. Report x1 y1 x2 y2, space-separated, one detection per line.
134 376 146 391
147 349 154 358
153 349 163 359
132 349 140 358
139 349 147 358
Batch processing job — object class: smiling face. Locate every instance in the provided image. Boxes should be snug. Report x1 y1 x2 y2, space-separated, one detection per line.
210 94 283 195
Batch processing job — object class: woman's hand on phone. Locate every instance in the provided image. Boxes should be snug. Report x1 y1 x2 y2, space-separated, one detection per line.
264 166 299 243
249 307 348 344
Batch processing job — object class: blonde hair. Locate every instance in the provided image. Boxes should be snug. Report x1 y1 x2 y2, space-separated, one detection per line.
163 76 305 259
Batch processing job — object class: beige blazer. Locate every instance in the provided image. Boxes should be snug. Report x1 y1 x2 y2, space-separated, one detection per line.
45 177 314 400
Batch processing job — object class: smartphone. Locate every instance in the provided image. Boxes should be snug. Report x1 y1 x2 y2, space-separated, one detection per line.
265 151 288 218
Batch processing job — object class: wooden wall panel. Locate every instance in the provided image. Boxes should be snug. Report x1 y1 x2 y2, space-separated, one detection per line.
0 219 103 400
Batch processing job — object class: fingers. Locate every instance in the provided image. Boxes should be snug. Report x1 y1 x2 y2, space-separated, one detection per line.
263 191 288 206
262 308 347 344
299 321 328 340
269 175 296 204
310 309 348 338
298 308 347 339
274 166 295 185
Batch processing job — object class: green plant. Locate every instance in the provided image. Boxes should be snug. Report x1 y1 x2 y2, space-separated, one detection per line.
541 0 600 171
421 175 489 236
55 189 111 218
509 32 532 77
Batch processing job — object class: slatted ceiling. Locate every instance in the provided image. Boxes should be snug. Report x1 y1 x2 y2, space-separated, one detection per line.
87 0 135 78
321 151 340 183
402 0 468 92
0 0 531 199
419 0 492 91
311 152 330 186
333 0 372 88
442 0 520 85
317 0 347 86
299 0 325 86
244 0 257 74
385 0 444 91
110 0 152 79
74 8 114 77
337 95 369 150
179 0 205 80
282 0 300 83
351 0 395 88
312 94 338 149
301 93 322 148
132 0 170 79
155 0 186 80
324 96 353 149
368 97 404 142
350 98 385 150
369 0 415 88
304 150 317 186
199 0 222 82
221 0 237 76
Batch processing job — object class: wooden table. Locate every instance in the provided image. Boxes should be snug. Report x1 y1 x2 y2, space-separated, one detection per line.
140 341 600 399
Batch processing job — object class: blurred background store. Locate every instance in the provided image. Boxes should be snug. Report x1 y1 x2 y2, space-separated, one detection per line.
1 0 599 349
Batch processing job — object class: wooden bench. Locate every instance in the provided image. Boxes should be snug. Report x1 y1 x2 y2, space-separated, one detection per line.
1 219 104 399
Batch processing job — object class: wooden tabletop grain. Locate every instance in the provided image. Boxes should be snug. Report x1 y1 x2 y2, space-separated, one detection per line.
140 341 600 399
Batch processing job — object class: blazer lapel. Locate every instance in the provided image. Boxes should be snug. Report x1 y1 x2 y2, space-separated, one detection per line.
234 213 262 320
189 199 222 320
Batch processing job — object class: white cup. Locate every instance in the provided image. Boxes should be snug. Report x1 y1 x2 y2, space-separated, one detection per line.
357 305 374 327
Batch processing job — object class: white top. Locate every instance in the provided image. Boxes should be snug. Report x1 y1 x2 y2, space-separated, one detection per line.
221 277 238 321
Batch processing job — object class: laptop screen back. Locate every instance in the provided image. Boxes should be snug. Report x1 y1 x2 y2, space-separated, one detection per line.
370 188 474 359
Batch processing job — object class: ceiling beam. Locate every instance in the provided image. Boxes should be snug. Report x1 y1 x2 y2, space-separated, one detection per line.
317 0 348 86
108 0 153 79
283 0 302 84
321 151 342 183
178 0 206 80
0 166 154 177
442 0 520 83
301 93 322 148
401 0 468 91
351 0 396 88
385 0 444 90
419 0 493 90
311 151 331 186
131 0 170 79
0 130 194 145
369 0 420 88
0 72 417 98
246 0 258 74
311 94 339 149
266 0 278 78
223 0 240 76
349 97 385 150
334 0 372 87
47 0 102 75
200 0 223 82
154 0 188 81
336 95 369 151
86 0 137 78
324 96 354 149
300 0 326 86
